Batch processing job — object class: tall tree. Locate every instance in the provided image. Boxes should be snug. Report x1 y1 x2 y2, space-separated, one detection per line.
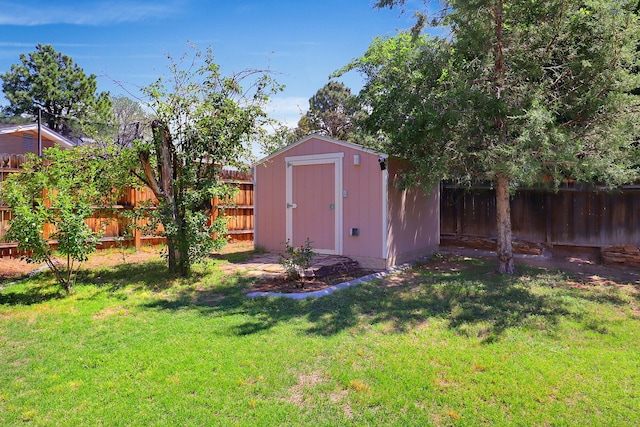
262 82 366 155
110 95 152 149
127 48 282 276
0 43 113 137
296 81 365 141
341 0 640 273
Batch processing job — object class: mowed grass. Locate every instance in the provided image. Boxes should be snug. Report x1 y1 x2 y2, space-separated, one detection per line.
0 252 638 426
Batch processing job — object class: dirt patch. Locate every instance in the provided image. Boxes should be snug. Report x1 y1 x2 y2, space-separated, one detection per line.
81 248 163 270
0 249 163 284
440 248 640 286
0 242 256 284
2 243 638 293
248 269 378 294
517 257 640 287
284 371 326 408
0 257 43 282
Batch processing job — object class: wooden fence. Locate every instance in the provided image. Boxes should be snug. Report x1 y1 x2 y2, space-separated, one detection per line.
7 149 637 260
0 154 254 257
441 183 640 255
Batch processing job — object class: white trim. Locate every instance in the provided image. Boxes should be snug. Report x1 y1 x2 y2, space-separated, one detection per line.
252 164 259 248
256 133 386 166
285 152 343 255
286 162 293 242
285 152 344 164
381 167 389 262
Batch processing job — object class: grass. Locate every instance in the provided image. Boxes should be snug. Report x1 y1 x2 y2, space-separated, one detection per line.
0 253 638 426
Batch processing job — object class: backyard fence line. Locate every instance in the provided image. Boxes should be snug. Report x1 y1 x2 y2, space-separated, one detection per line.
0 154 254 258
441 183 640 256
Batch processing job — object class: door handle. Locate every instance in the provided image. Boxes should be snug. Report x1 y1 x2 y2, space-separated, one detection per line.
287 203 297 209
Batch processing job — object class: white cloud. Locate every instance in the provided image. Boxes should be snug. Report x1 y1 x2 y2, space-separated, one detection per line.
0 1 183 26
0 42 35 47
266 96 308 127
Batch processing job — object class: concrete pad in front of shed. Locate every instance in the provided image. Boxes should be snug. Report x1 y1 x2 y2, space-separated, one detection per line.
228 253 360 279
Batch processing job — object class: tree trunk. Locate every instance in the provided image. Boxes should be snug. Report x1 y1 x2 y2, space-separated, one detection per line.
491 1 514 274
150 120 189 276
495 173 515 274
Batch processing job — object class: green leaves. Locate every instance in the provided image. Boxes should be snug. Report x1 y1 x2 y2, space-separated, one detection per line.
1 147 126 291
301 81 365 141
338 32 456 187
353 0 640 188
351 0 640 272
131 46 282 276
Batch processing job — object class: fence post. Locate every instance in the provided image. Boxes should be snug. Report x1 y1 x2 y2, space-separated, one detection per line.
132 187 142 250
545 192 552 245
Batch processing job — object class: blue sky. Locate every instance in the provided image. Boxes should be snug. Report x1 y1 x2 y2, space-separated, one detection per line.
0 1 420 128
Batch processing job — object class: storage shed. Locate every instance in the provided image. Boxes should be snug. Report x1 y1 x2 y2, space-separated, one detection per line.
253 135 439 269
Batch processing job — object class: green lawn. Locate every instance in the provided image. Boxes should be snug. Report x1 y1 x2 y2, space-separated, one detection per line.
1 253 638 426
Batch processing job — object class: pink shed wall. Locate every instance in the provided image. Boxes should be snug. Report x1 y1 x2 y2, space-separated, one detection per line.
386 159 440 266
254 156 287 252
254 136 384 263
255 135 440 269
340 147 384 261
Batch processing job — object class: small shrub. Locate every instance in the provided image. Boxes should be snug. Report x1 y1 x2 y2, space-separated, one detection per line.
280 238 315 280
1 147 130 292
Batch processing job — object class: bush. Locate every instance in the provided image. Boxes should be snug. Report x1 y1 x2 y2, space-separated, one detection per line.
1 146 129 292
279 238 315 280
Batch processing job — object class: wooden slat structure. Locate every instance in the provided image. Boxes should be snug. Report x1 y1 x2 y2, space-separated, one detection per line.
0 154 254 257
214 170 254 242
441 183 640 254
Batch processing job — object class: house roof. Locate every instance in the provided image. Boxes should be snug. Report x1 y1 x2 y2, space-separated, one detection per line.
255 133 388 165
0 123 76 149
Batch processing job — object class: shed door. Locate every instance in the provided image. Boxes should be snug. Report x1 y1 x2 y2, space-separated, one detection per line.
286 153 343 255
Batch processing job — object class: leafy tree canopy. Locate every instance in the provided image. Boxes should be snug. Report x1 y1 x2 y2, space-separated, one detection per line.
340 0 640 273
1 145 131 291
265 81 368 155
124 47 283 276
303 81 365 141
0 43 113 138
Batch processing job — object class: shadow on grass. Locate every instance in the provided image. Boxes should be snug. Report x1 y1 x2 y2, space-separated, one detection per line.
77 259 222 293
300 269 570 342
4 254 628 343
0 260 174 305
139 256 583 343
209 250 257 264
1 258 218 305
0 279 66 305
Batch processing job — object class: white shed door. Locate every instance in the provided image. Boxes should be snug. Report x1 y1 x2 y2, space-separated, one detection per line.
285 153 343 255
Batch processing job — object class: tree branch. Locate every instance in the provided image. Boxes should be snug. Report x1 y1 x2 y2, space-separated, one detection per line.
137 148 164 200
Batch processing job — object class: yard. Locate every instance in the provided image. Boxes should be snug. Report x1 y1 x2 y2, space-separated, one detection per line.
0 245 638 426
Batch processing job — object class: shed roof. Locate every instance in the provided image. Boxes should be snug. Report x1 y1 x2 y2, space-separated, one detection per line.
255 133 387 165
